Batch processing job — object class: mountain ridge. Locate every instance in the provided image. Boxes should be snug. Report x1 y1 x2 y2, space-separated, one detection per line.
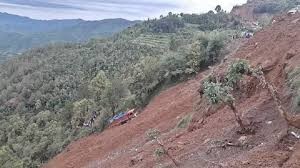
0 12 140 62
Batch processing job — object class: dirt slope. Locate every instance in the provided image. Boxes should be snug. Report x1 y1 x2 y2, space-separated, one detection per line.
45 14 300 168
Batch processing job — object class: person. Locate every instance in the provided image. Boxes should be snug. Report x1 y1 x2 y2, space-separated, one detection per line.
90 117 95 127
82 111 97 128
90 111 97 127
83 122 90 127
92 111 97 117
245 33 251 39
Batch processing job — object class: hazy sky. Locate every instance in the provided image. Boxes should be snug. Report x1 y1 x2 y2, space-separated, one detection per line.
0 0 247 20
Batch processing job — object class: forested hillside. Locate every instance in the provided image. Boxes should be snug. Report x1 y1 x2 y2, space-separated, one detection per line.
231 0 299 23
0 13 139 62
0 10 244 167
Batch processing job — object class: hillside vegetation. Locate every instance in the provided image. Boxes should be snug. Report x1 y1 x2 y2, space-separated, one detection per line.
0 10 243 167
0 13 139 62
231 0 299 24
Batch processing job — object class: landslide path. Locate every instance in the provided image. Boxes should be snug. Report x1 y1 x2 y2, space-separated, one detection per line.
45 14 300 168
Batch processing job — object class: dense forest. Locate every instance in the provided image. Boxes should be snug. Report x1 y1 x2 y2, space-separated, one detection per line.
0 1 298 167
0 12 139 62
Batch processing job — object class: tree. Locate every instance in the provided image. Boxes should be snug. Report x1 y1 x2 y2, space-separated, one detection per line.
186 32 226 72
169 36 178 51
202 80 246 130
88 71 110 102
215 5 222 13
146 129 179 167
71 99 96 128
0 146 23 168
101 78 131 116
201 60 254 130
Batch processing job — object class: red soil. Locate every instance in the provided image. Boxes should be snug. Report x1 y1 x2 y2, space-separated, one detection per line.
45 14 300 168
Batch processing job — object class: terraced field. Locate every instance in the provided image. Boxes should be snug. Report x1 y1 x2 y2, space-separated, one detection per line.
131 34 172 49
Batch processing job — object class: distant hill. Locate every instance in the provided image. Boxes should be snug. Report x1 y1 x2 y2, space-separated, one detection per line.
0 12 139 62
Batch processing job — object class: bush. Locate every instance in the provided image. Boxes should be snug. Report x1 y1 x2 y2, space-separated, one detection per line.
201 60 255 130
154 148 166 157
146 129 160 141
203 81 233 104
225 59 251 87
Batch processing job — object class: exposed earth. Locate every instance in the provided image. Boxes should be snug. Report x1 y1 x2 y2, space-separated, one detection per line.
45 13 300 168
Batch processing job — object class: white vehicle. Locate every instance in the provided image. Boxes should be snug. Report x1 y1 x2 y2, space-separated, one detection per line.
288 9 297 15
288 6 300 15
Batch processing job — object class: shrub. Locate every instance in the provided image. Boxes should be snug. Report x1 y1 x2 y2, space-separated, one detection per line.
203 81 233 104
154 148 166 158
201 60 253 130
225 59 251 87
146 129 160 141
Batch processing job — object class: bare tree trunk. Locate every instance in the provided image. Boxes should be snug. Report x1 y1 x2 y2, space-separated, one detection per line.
227 102 246 130
251 73 300 128
156 139 179 167
250 73 288 119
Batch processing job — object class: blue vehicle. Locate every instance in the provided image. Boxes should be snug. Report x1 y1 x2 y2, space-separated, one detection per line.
108 109 136 127
109 112 126 124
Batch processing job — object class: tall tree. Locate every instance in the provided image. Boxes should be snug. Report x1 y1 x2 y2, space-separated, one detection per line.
215 5 222 13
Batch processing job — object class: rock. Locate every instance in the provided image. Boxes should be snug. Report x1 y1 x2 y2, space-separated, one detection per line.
286 50 297 60
290 131 300 139
292 18 300 24
266 121 273 125
239 136 247 145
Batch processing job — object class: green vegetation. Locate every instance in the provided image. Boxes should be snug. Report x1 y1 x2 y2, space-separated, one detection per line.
154 148 167 158
182 12 241 31
253 0 299 14
225 59 251 87
202 60 254 130
0 10 241 167
146 129 161 141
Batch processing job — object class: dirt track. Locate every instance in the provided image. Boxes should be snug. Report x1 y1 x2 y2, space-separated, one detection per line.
45 14 300 168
